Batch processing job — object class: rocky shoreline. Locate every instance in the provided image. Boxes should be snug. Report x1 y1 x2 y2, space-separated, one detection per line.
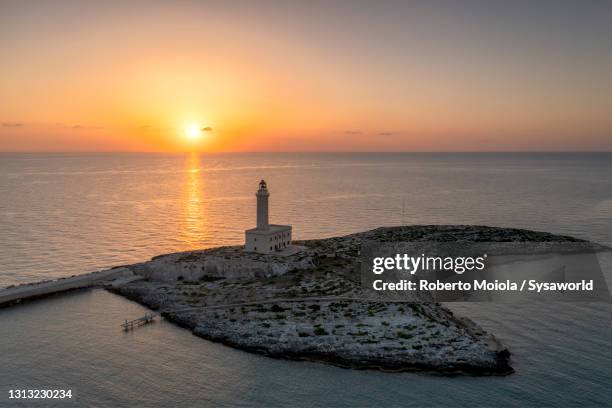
107 225 606 375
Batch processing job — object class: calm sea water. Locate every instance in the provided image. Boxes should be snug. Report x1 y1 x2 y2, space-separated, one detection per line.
1 153 611 407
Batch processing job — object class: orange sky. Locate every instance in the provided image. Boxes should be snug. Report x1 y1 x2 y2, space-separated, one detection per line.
1 1 611 152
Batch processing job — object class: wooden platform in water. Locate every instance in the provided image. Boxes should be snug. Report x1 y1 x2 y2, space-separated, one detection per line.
121 313 157 331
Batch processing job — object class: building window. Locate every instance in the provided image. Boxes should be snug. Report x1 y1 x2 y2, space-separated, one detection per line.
254 247 257 251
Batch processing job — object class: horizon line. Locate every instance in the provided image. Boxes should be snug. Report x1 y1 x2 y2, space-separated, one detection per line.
1 150 612 154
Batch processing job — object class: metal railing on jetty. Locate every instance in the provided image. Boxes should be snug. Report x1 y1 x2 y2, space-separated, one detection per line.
121 313 157 331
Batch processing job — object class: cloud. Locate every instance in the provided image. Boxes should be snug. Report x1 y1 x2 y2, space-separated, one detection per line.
71 124 104 130
201 126 213 132
378 132 393 136
2 122 24 127
345 130 362 135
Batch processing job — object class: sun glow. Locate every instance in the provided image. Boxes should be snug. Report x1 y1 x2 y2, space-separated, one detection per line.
185 125 202 140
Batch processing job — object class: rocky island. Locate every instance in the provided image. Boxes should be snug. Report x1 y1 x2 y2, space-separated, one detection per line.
104 225 608 375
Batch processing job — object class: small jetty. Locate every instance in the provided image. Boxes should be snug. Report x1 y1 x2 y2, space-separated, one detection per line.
0 267 134 308
121 313 157 331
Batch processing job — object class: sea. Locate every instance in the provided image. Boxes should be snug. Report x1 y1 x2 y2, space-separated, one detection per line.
1 152 611 407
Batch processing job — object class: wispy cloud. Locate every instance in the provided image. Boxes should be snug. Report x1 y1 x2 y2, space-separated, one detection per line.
201 126 213 132
344 130 362 135
378 132 393 136
2 122 24 127
70 124 104 130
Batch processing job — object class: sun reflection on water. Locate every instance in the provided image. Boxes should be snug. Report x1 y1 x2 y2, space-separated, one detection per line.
181 153 207 249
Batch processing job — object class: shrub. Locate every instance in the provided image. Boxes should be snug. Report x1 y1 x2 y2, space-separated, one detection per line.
270 304 287 313
199 275 224 282
314 327 328 336
397 331 413 339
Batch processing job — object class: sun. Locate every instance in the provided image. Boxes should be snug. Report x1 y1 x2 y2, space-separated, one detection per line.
184 125 201 140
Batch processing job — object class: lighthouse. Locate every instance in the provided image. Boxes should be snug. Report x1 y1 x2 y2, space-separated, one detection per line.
256 180 269 230
245 180 292 254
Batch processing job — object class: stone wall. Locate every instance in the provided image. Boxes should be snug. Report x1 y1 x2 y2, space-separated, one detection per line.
133 249 313 282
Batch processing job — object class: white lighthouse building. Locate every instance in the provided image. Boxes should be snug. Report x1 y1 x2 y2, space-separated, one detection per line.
245 180 292 254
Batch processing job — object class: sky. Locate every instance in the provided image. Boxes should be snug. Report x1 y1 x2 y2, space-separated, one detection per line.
1 0 611 152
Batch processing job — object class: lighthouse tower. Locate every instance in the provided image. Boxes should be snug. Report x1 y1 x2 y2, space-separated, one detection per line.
256 180 269 230
245 180 292 254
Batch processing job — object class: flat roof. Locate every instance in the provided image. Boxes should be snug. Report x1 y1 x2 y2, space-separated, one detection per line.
245 224 292 235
